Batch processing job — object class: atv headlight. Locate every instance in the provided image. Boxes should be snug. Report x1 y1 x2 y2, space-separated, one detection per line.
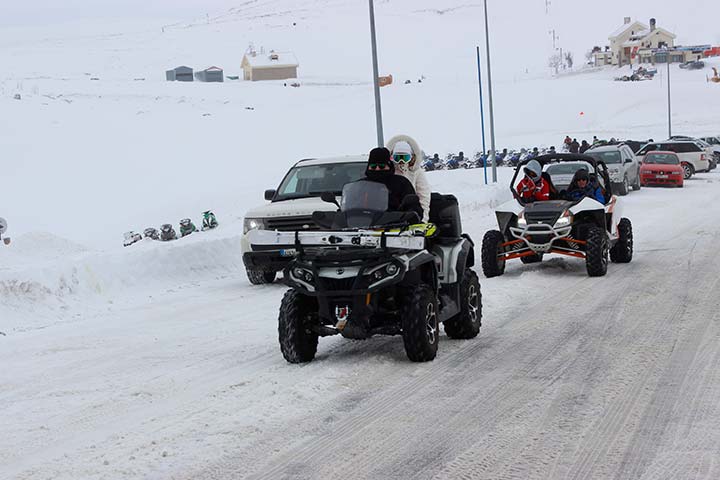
517 212 527 227
366 262 402 288
243 218 265 234
554 211 573 228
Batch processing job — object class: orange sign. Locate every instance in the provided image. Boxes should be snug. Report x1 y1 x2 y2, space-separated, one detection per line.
378 74 393 87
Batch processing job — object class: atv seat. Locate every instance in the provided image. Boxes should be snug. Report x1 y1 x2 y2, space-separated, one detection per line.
542 172 559 200
429 193 462 239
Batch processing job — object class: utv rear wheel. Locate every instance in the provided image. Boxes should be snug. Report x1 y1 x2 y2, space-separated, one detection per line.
481 230 506 278
520 253 544 264
444 270 482 339
585 226 609 277
401 285 439 362
610 218 633 263
278 290 319 363
247 269 276 285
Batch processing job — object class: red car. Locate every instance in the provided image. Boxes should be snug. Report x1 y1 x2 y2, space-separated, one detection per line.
640 151 684 187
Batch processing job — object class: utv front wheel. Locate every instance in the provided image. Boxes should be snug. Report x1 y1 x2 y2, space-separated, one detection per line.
247 269 276 285
481 230 506 278
401 285 439 362
585 226 609 277
278 290 319 363
444 270 482 339
610 218 633 263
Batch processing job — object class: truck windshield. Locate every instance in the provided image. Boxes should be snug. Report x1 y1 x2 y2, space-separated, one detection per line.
274 162 368 201
587 151 622 164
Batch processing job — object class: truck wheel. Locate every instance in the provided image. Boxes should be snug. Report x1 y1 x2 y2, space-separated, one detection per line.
444 270 482 339
481 230 506 278
247 269 276 285
610 218 633 263
617 177 629 195
682 162 693 180
585 226 609 277
632 173 641 191
401 284 439 362
520 253 544 264
278 289 319 363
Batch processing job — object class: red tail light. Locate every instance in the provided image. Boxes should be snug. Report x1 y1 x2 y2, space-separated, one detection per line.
701 154 707 161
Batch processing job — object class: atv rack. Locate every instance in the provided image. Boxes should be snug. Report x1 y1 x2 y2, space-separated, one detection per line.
249 229 427 252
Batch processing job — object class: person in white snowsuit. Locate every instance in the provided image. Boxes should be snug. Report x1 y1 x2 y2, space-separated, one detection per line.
386 135 431 222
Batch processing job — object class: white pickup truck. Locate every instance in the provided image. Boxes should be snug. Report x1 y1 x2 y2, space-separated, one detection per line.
241 156 368 284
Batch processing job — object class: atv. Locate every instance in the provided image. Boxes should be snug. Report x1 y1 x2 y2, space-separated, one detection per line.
249 181 481 363
481 153 633 278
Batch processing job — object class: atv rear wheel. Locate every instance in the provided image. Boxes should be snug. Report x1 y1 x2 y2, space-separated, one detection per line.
278 289 319 363
247 269 276 285
444 269 482 339
520 253 544 264
481 230 506 278
401 284 439 362
610 218 633 263
585 226 609 277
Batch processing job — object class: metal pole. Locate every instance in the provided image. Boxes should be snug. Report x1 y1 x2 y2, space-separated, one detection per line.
483 0 497 182
477 47 488 185
368 0 384 147
667 56 672 138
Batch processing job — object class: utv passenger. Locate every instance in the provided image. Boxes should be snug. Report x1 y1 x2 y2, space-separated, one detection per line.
386 135 432 222
516 159 550 203
365 147 423 220
562 169 604 203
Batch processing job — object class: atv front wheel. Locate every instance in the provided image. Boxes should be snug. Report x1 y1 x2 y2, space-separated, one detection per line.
585 226 609 277
610 218 633 263
401 284 439 362
481 230 506 278
520 253 544 264
247 269 276 285
278 289 319 363
444 269 482 339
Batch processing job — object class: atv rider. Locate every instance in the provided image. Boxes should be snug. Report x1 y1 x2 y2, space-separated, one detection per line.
365 147 423 220
562 169 604 203
386 135 432 222
516 159 550 203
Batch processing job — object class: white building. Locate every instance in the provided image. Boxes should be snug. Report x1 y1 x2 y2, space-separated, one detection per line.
241 51 299 81
595 18 676 67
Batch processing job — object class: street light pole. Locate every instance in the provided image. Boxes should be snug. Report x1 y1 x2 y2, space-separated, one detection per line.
482 0 497 182
368 0 384 147
666 53 672 138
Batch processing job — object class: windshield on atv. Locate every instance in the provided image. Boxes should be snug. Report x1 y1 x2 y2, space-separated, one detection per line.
644 153 679 165
341 181 389 212
275 162 368 201
587 151 621 164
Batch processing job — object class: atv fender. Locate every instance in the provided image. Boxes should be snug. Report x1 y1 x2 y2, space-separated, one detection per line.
432 237 473 285
400 250 438 290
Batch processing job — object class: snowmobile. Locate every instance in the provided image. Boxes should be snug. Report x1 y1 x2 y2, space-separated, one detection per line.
143 227 160 240
179 218 197 237
201 210 219 231
123 231 143 247
249 181 481 363
160 224 177 241
481 153 633 278
0 217 10 245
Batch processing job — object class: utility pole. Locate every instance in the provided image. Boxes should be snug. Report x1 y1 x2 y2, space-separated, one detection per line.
368 0 384 147
483 0 497 182
476 47 488 185
666 50 672 138
549 29 558 50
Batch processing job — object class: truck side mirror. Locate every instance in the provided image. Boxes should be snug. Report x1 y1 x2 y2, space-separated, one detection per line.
625 158 633 164
264 189 276 201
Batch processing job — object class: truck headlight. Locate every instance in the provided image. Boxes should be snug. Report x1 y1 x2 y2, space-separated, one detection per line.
243 218 265 234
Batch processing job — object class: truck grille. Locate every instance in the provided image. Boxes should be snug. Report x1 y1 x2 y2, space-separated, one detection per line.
266 215 319 231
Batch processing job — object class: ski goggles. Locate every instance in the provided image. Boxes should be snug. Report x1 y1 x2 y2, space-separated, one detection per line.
393 153 413 163
368 163 390 170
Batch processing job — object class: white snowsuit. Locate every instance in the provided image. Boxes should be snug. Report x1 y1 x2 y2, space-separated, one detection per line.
386 135 431 222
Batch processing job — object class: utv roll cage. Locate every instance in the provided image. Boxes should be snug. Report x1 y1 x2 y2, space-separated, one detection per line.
510 153 614 205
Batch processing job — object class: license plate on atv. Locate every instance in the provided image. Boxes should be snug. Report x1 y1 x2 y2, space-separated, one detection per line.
279 249 297 257
656 174 669 179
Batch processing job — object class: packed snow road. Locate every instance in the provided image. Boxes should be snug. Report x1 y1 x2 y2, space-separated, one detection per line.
3 173 720 480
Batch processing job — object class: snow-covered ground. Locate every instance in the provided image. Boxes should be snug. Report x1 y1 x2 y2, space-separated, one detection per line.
3 0 720 478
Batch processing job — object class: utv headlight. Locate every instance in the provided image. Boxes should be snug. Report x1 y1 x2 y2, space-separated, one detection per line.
517 212 527 227
243 218 265 234
554 211 573 228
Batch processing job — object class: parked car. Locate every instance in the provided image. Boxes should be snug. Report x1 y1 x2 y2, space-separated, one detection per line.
585 144 641 195
667 136 717 170
636 140 710 179
242 156 368 285
679 60 704 70
639 151 684 187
